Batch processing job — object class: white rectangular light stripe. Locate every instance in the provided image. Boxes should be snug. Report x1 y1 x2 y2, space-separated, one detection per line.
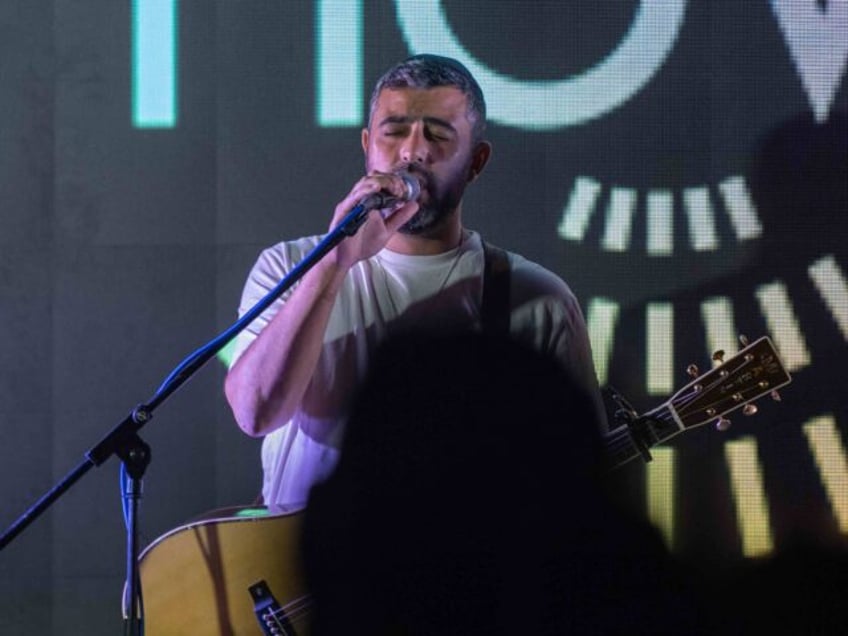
646 190 674 256
808 255 848 340
718 175 763 241
683 187 718 251
601 187 637 252
725 437 774 558
646 302 673 395
803 415 848 533
316 0 363 126
646 447 676 550
700 296 739 361
585 297 619 385
132 0 178 128
755 282 811 371
558 177 602 241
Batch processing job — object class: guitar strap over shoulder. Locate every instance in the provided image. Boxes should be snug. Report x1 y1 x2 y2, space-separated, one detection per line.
481 241 511 336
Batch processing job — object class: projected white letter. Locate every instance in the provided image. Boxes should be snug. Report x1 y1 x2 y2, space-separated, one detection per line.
394 0 687 130
770 0 848 123
316 0 363 126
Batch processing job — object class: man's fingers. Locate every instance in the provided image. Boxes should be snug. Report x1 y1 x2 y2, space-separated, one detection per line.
382 201 419 231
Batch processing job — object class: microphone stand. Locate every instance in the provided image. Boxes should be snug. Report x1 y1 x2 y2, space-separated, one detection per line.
0 200 375 635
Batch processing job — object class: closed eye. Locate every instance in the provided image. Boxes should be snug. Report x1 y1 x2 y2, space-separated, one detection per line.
381 126 408 138
427 131 451 142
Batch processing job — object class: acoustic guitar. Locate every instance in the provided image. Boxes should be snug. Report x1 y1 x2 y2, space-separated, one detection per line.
129 503 310 635
132 335 791 635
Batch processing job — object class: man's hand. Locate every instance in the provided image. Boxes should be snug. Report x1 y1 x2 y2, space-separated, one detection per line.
330 171 420 269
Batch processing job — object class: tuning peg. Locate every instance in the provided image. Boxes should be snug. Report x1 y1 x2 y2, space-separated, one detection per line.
712 350 725 363
687 364 700 378
771 390 782 402
739 334 749 347
743 403 758 416
715 417 732 431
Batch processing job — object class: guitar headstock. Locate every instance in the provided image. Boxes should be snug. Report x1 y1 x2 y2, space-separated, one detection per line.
669 336 792 432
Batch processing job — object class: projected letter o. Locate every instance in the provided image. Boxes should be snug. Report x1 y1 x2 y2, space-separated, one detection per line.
395 0 688 130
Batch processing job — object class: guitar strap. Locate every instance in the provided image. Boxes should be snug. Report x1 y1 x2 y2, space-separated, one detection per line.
481 240 511 336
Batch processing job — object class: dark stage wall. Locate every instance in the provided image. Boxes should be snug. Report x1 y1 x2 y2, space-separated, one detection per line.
1 2 846 633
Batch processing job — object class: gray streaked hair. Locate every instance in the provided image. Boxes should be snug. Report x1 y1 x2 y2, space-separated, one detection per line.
368 54 487 142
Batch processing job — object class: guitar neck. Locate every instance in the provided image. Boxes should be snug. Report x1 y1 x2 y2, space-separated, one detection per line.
605 425 646 470
601 335 793 470
604 404 678 470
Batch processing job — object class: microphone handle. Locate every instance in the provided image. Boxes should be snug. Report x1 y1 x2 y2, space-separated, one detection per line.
358 172 421 211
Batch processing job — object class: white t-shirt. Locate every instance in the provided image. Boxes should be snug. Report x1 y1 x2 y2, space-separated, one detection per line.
231 230 605 506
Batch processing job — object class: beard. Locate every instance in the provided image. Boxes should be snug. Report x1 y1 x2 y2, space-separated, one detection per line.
396 170 466 236
398 201 454 235
363 150 473 236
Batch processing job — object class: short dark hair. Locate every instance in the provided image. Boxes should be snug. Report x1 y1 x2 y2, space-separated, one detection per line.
368 54 487 142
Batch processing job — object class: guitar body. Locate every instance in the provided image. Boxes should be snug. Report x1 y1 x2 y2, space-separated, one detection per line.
135 505 310 636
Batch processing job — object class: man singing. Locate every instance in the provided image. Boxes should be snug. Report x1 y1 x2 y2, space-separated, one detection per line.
224 54 606 508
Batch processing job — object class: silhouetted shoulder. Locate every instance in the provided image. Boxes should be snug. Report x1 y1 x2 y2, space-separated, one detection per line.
506 251 581 310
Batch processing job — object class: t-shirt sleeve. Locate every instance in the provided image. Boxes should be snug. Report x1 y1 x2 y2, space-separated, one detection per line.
229 242 301 368
508 258 609 432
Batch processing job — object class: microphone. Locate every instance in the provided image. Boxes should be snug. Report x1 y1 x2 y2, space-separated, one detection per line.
357 171 421 212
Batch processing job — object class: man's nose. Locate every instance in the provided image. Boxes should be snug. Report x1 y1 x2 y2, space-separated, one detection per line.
400 129 429 164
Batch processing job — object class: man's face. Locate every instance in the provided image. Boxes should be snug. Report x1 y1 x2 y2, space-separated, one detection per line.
363 86 486 236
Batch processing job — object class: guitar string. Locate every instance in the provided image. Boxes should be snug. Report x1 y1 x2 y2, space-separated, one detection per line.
267 601 312 623
263 603 310 620
261 610 308 636
611 379 773 452
604 367 767 457
668 357 784 418
265 595 314 625
606 383 778 466
609 346 779 455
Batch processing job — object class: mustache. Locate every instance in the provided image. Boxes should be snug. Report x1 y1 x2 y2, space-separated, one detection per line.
395 164 430 185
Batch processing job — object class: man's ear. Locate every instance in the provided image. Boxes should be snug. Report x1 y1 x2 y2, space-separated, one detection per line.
361 128 370 155
467 141 492 183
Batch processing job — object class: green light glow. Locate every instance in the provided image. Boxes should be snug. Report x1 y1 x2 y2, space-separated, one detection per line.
216 338 237 369
234 507 270 518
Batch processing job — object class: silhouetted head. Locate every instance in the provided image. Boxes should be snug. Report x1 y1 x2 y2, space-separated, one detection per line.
302 333 693 635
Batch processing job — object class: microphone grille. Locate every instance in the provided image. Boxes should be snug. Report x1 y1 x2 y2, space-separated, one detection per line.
399 172 421 202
